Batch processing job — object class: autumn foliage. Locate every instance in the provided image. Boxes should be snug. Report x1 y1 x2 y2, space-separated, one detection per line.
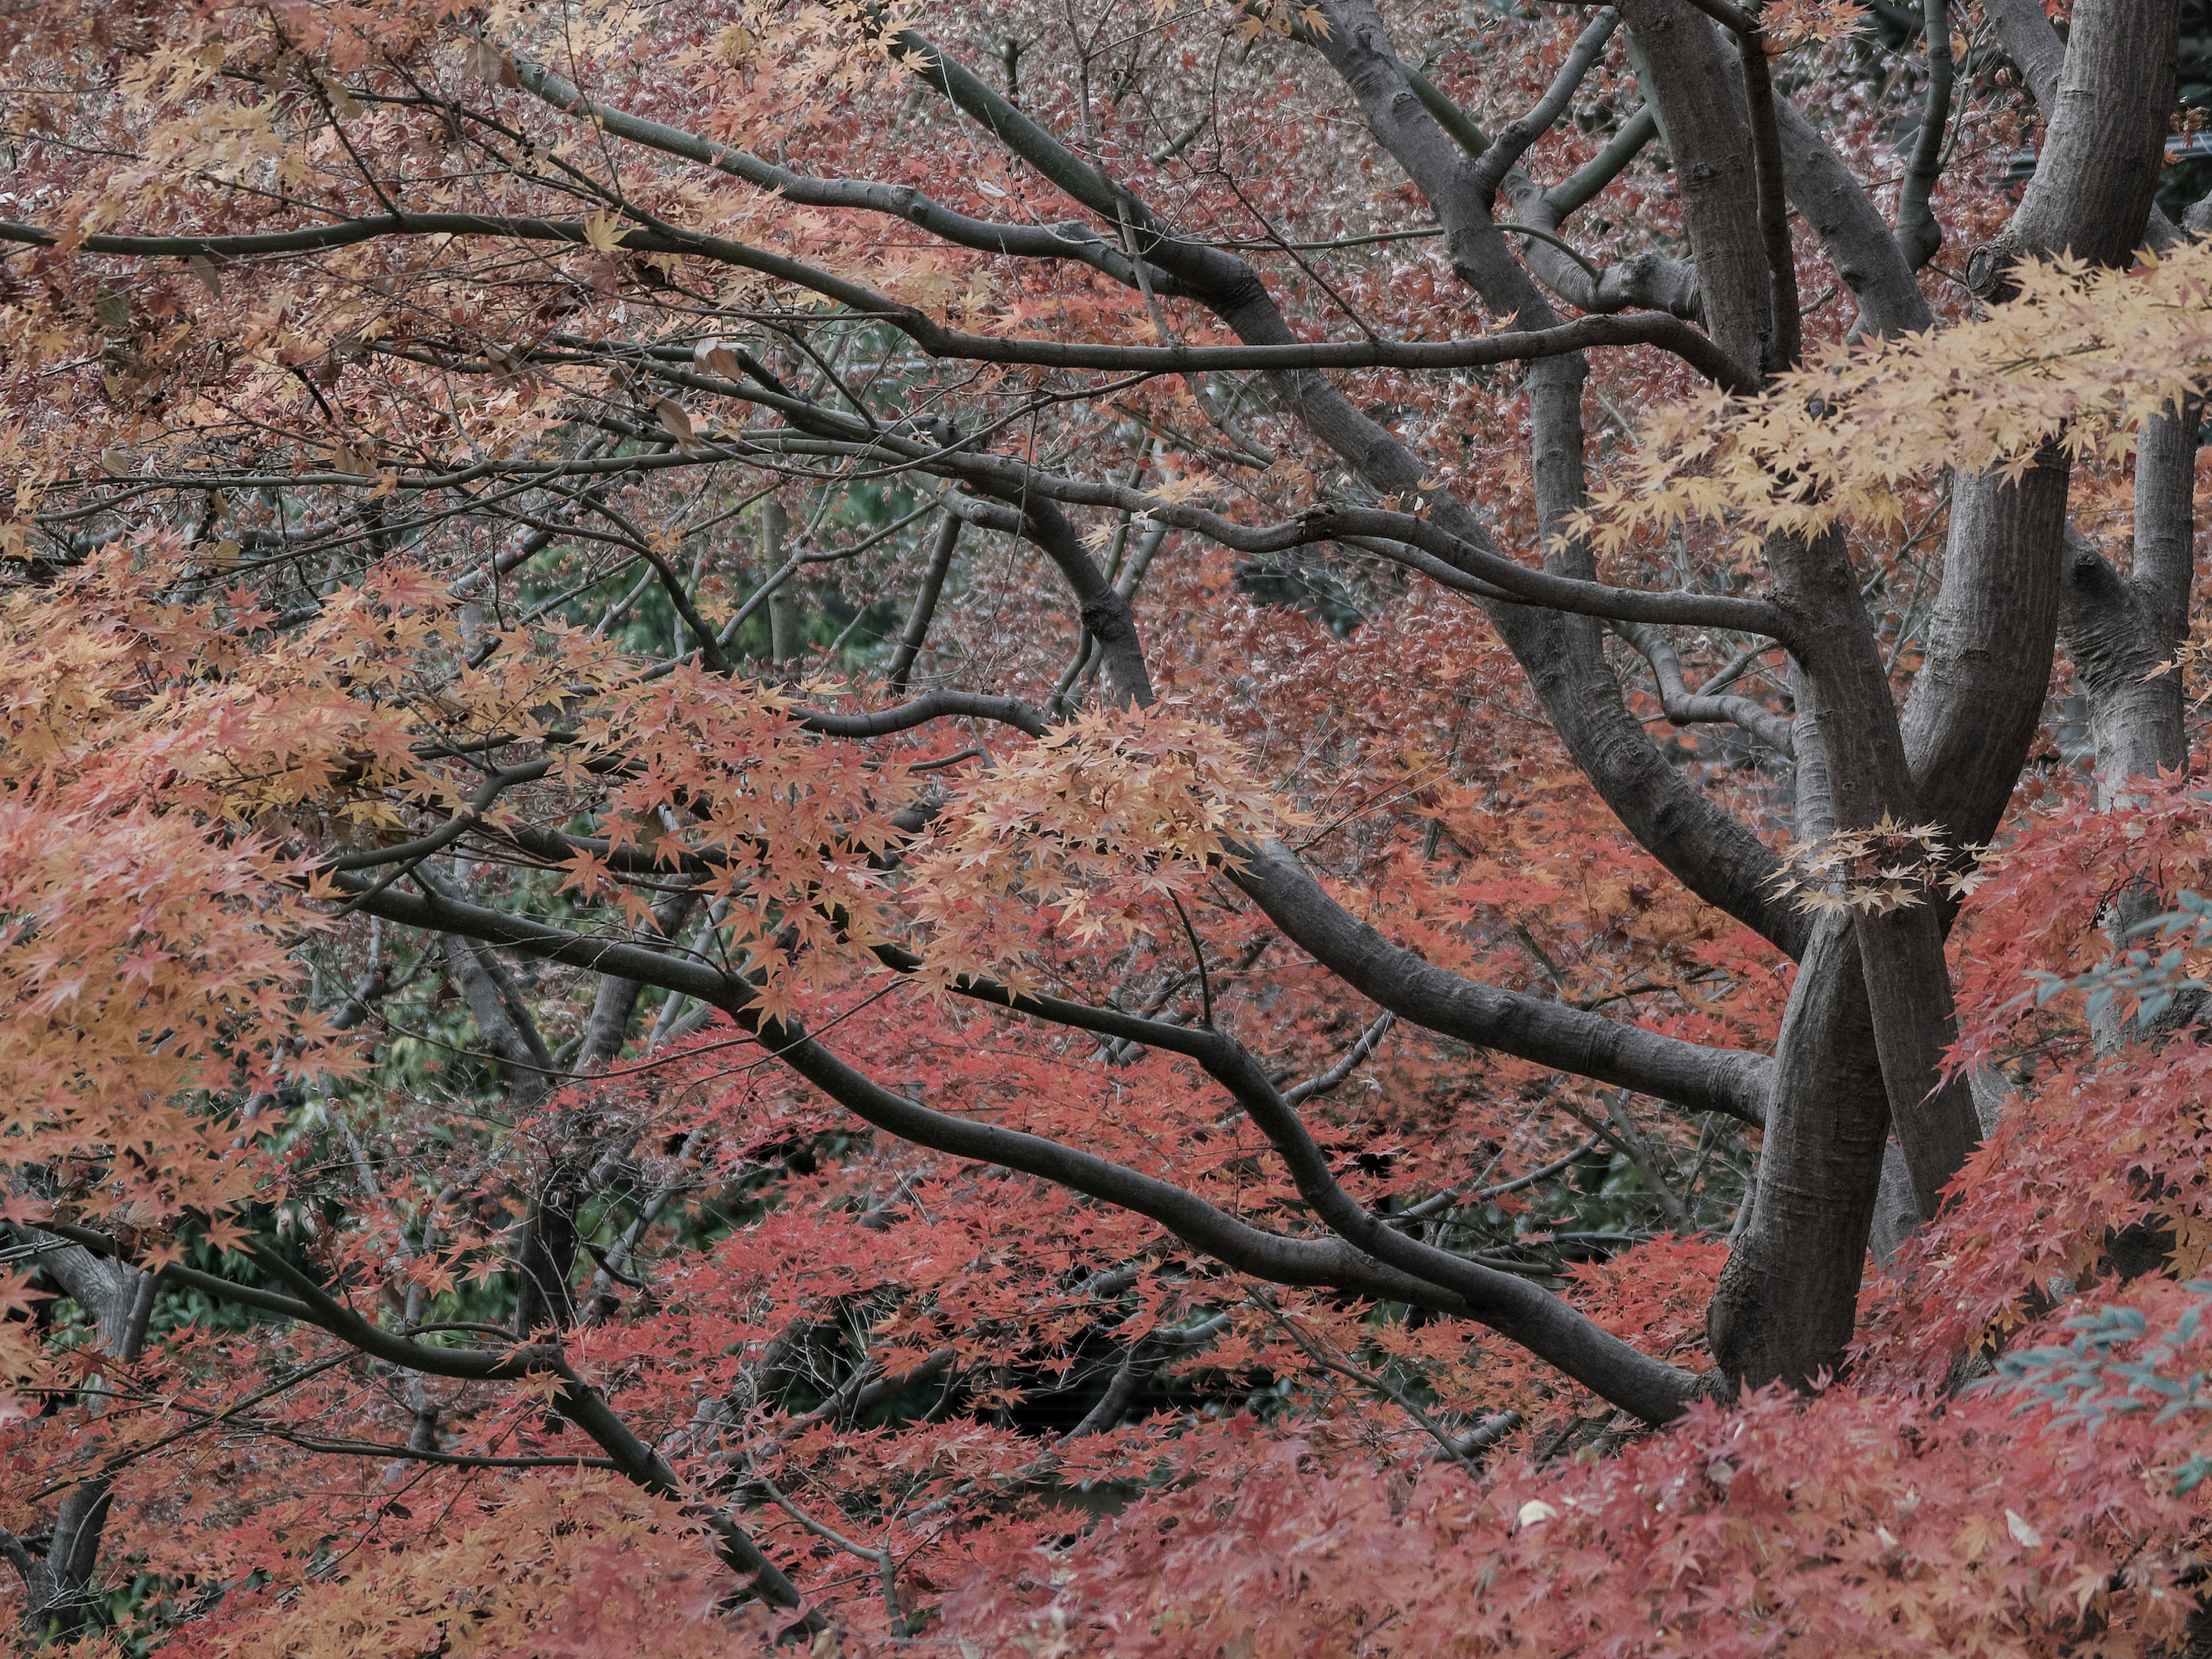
3 0 2212 1653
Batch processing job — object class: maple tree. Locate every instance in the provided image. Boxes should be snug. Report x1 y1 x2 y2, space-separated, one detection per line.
3 0 2212 1650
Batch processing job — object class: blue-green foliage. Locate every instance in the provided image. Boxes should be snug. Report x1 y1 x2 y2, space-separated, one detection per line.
1990 1282 2212 1494
2025 888 2212 1031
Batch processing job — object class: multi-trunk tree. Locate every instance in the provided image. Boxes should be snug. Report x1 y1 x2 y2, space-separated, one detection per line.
3 0 2212 1650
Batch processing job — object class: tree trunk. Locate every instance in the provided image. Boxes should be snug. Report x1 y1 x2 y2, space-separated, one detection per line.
3 1242 153 1639
1707 0 2175 1384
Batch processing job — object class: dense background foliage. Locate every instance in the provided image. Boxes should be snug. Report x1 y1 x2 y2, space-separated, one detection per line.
2 0 2212 1652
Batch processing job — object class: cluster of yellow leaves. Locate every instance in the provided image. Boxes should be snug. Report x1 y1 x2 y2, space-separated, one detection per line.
0 796 342 1229
192 1474 769 1659
903 705 1294 988
1574 244 2212 559
3 546 614 833
0 535 1307 1214
1767 815 2001 916
0 541 642 1245
1232 1 1330 40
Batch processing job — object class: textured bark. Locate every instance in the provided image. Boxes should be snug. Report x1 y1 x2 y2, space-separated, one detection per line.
1706 912 1887 1384
1616 0 1775 378
1903 0 2179 847
1709 0 2173 1381
1597 7 1924 1385
1788 659 1835 839
2071 407 2198 809
2065 408 2200 1048
1983 0 2193 1056
1968 0 2179 298
1296 0 1914 1388
1781 528 1985 1215
1901 454 2075 844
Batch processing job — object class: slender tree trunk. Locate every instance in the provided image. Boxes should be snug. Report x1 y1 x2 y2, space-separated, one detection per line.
512 886 700 1336
887 510 960 692
2066 407 2196 815
2066 401 2200 1051
3 1245 153 1639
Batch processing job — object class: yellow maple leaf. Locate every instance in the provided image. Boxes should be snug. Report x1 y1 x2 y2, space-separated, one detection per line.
580 210 628 255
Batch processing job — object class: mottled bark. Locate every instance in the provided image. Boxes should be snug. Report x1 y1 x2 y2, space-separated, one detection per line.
1778 528 1984 1217
1900 455 2075 844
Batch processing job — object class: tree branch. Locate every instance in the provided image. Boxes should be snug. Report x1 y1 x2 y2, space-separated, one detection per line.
1895 0 1954 270
1471 9 1622 200
1613 620 1797 755
795 690 1048 741
0 217 1748 392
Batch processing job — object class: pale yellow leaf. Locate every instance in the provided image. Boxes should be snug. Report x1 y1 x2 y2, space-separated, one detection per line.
581 210 628 256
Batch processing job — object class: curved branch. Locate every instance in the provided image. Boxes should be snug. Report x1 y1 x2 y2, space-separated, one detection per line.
885 512 962 694
320 873 742 1007
1225 841 1774 1126
237 1246 812 1615
505 42 1746 391
670 404 1789 639
796 690 1049 741
749 1006 1703 1423
1895 0 1954 270
592 372 1777 637
1191 1036 1705 1425
0 216 1742 392
315 866 1730 1419
919 450 1793 638
1471 9 1622 200
1613 620 1797 755
499 48 1187 296
839 910 1769 1130
45 1212 816 1619
1547 105 1662 219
